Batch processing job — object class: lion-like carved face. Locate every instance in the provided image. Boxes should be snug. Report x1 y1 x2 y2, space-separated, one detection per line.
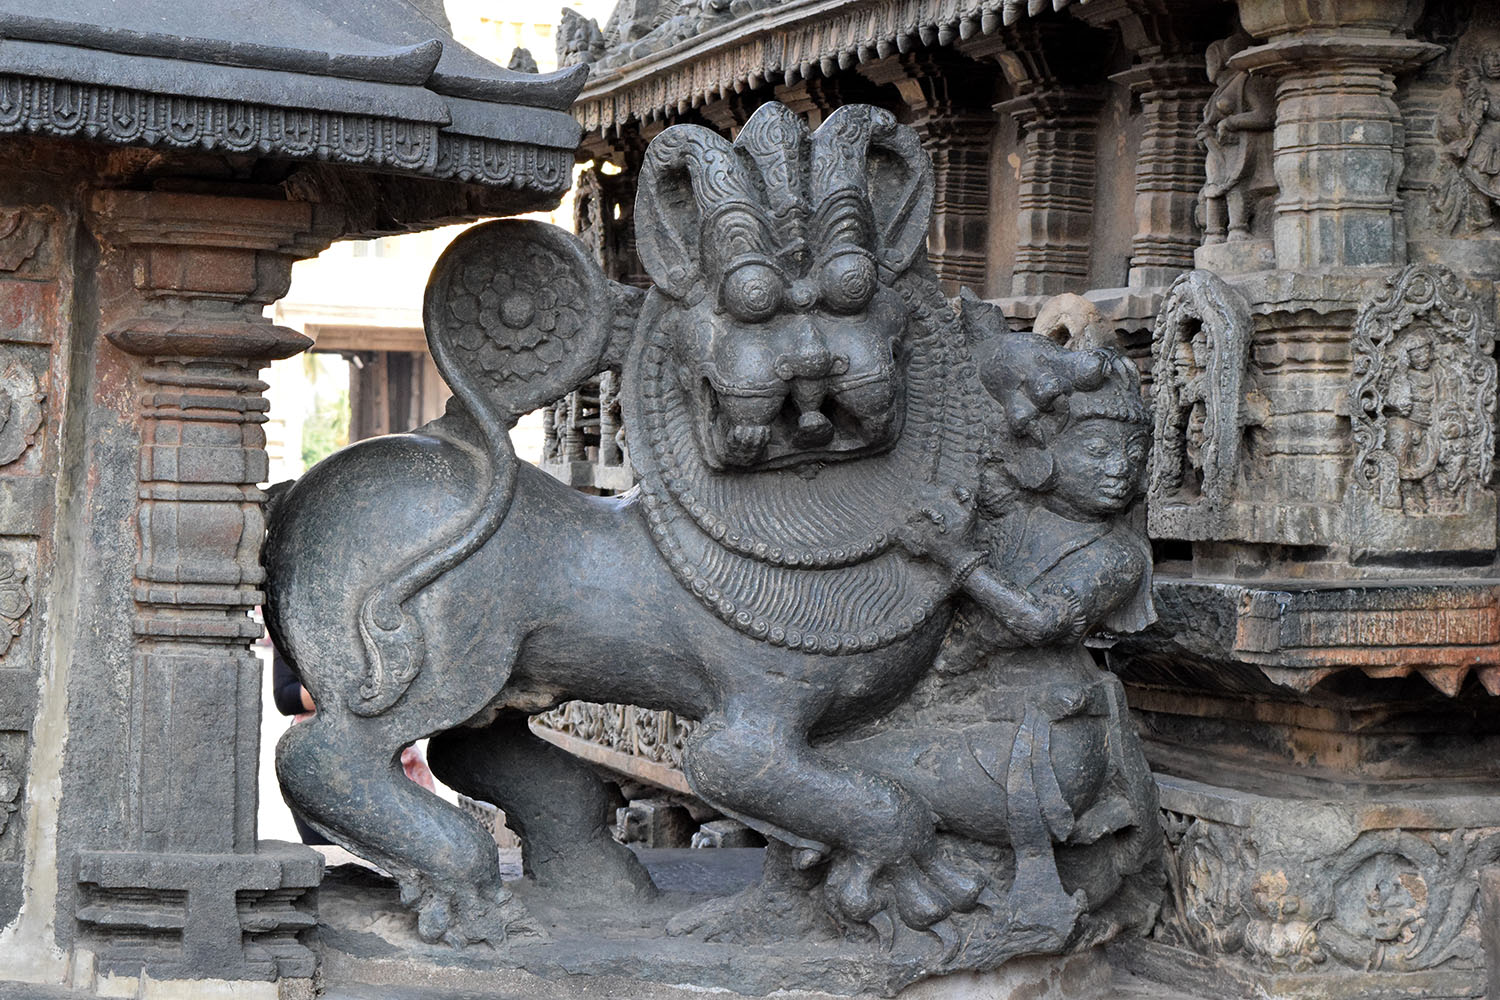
635 102 934 472
680 254 908 470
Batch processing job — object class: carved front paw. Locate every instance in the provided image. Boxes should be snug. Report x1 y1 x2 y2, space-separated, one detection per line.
726 423 772 464
824 847 984 936
399 875 543 948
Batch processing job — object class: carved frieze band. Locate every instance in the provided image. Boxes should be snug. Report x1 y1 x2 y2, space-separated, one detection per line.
1159 809 1497 984
0 75 573 194
534 701 693 771
574 0 1095 131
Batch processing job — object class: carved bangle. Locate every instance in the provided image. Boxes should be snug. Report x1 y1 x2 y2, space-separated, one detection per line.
950 550 988 587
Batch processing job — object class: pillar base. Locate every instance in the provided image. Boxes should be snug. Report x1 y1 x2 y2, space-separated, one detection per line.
74 841 322 982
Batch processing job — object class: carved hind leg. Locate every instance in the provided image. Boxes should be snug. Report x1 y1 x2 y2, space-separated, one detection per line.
428 713 656 904
683 707 982 937
276 715 536 946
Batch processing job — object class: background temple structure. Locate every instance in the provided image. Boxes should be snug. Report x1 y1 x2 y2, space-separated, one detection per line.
0 0 1497 998
537 0 1500 997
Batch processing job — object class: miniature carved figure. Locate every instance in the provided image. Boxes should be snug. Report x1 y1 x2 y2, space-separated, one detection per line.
507 47 539 74
557 8 605 67
0 748 18 837
1436 48 1500 234
1349 264 1496 516
0 354 44 468
1198 33 1276 245
1147 270 1258 535
265 103 1159 988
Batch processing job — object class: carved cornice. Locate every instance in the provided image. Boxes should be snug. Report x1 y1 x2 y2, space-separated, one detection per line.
0 74 577 197
574 0 1111 133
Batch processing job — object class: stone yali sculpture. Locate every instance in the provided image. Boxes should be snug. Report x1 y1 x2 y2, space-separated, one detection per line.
264 102 1161 992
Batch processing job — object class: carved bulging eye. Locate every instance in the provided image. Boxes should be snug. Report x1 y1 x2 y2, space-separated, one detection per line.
721 263 782 322
819 253 877 314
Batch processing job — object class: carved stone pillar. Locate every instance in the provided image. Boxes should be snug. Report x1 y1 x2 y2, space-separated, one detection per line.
860 52 996 293
971 22 1110 297
1235 0 1442 270
1114 61 1215 287
1077 0 1226 289
67 190 339 982
1002 88 1103 296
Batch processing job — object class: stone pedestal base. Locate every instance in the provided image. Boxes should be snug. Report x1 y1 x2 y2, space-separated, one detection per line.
1194 238 1274 273
312 851 1119 999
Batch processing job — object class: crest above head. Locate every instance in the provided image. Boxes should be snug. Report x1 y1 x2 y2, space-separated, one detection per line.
634 102 934 303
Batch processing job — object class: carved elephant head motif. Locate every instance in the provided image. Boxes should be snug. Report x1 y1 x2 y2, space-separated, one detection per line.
635 102 933 470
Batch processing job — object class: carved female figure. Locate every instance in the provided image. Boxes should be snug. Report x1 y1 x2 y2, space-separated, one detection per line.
1381 327 1440 511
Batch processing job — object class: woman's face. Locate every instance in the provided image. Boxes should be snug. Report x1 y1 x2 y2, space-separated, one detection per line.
1048 418 1149 519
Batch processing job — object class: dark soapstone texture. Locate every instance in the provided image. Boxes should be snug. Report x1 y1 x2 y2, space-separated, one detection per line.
264 102 1164 994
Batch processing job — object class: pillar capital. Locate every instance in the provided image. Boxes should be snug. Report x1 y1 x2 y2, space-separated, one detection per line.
1235 0 1426 42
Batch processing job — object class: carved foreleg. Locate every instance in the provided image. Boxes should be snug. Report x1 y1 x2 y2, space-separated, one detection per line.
428 713 656 903
277 715 535 946
682 709 982 937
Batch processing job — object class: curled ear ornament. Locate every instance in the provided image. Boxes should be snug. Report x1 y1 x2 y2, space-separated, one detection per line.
635 124 771 302
1011 449 1057 492
809 105 934 283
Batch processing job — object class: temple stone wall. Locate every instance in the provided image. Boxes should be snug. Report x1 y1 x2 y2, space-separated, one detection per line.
555 0 1500 996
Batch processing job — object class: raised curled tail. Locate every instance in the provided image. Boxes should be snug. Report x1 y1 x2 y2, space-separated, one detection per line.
346 220 629 716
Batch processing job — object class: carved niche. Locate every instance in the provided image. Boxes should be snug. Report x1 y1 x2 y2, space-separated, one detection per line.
1147 269 1258 540
1345 263 1497 556
263 102 1163 995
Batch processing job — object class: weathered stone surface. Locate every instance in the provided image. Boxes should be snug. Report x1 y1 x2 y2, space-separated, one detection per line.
264 102 1163 993
313 853 1116 998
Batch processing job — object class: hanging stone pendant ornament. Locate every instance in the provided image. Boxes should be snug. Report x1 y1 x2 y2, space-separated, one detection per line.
263 103 1162 995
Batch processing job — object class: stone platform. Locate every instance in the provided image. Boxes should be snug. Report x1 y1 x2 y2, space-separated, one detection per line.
307 848 1142 999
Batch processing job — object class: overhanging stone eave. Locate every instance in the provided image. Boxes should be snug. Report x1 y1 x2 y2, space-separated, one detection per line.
0 67 579 199
571 0 1121 131
0 39 453 122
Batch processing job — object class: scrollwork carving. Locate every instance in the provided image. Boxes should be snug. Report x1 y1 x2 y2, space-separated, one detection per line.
1147 270 1258 538
1158 811 1500 976
1348 264 1495 516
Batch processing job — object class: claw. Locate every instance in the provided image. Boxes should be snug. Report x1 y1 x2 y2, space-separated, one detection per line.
828 855 882 923
891 864 948 929
793 847 826 870
868 908 896 952
927 917 962 964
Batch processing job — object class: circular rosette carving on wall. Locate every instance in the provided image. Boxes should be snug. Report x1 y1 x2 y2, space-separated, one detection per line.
623 278 983 654
423 220 610 418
